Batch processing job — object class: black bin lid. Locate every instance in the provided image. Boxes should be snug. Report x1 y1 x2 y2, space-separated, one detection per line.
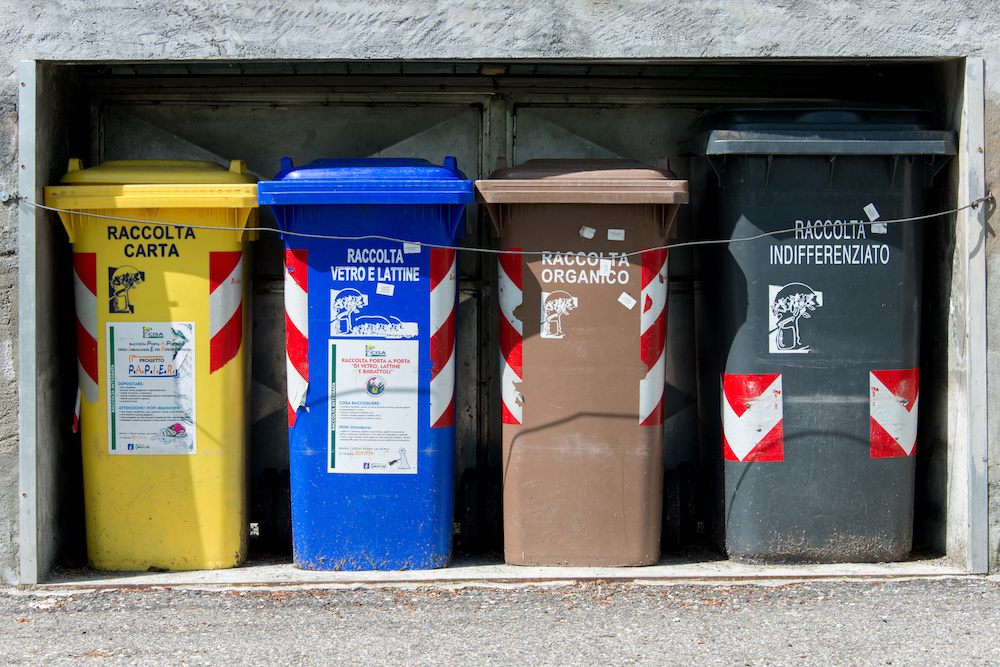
681 106 957 157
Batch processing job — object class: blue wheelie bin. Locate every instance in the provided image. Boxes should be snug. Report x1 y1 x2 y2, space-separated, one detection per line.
258 157 474 570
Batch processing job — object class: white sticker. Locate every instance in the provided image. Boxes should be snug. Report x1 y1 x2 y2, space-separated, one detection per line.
376 283 395 297
870 222 889 234
618 292 637 310
403 243 421 254
864 203 881 222
579 226 596 239
608 229 626 241
599 258 614 275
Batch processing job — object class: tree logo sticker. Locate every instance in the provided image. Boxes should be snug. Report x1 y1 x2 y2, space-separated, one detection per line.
768 282 823 353
329 288 417 339
108 265 145 314
540 290 578 339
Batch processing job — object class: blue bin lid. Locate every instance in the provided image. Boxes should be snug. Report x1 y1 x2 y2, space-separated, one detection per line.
257 157 475 205
681 106 957 156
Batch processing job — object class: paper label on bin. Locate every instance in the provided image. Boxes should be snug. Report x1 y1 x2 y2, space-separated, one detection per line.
579 226 596 239
376 283 395 297
864 204 889 234
403 243 421 254
106 321 197 455
599 258 614 275
608 229 626 241
328 339 418 474
618 292 637 310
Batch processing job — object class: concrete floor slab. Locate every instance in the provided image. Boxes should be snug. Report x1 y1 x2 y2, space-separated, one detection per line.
34 550 969 590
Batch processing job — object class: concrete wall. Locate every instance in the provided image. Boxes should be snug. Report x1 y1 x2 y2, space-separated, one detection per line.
2 1 998 582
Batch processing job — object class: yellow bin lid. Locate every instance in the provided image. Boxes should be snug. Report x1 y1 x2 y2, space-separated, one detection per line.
45 159 259 210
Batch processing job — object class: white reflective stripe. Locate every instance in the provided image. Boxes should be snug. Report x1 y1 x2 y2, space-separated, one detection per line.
722 375 783 462
73 269 97 341
209 255 243 338
870 372 918 455
640 255 668 334
501 359 522 423
429 350 456 425
284 266 309 340
286 352 308 412
638 348 666 422
79 371 98 406
430 259 456 333
498 262 523 335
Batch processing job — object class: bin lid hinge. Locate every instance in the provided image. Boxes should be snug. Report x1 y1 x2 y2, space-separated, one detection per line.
660 204 680 240
707 156 726 188
482 201 504 237
447 204 467 240
924 154 951 187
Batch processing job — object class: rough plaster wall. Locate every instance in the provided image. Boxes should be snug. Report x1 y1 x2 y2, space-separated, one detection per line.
1 0 999 581
0 68 19 583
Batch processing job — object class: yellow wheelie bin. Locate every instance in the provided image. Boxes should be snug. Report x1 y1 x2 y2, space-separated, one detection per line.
45 159 257 570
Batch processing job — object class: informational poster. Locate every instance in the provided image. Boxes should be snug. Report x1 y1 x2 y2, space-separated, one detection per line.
328 339 418 474
106 321 197 455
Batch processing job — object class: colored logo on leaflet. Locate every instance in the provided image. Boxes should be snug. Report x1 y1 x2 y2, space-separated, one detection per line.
365 345 387 358
366 376 386 396
152 422 189 445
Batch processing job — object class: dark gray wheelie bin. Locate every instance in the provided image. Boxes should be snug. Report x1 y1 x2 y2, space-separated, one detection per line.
684 107 956 562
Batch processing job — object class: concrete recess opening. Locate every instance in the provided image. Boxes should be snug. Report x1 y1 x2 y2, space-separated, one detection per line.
16 59 987 582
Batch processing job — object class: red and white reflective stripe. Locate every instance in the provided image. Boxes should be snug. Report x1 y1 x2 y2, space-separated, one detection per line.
722 373 784 462
870 368 919 458
639 249 668 425
498 249 523 425
284 248 309 427
209 251 244 373
73 252 98 405
72 387 81 434
429 248 457 428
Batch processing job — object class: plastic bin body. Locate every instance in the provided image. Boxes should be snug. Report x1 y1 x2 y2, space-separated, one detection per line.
476 160 688 566
43 159 257 571
685 109 956 562
258 158 473 571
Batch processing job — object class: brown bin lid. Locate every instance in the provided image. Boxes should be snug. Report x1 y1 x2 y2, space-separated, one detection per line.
475 159 689 204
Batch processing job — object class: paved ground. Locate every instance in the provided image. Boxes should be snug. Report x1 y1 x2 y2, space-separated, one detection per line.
2 575 999 666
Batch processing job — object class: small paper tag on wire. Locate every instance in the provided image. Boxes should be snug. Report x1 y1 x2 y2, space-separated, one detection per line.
403 243 421 254
599 258 614 276
865 204 888 234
